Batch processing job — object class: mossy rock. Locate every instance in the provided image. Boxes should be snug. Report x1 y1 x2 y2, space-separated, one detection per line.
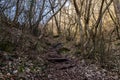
115 43 120 46
0 40 15 52
36 41 47 52
74 50 82 57
58 47 70 54
45 41 51 46
0 27 2 32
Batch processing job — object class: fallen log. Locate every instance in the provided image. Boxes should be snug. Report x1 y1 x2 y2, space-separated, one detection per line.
47 57 69 63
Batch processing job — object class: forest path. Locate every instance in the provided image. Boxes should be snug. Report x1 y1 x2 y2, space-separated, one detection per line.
41 39 119 80
0 26 119 80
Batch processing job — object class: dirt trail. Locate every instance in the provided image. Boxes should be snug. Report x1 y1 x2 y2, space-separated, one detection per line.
42 42 119 80
0 27 119 80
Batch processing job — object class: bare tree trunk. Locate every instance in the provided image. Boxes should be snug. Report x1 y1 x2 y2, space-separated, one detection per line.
113 0 120 38
72 0 84 44
113 0 120 23
39 0 67 39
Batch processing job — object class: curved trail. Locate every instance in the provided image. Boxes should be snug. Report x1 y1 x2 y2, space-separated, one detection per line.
42 42 119 80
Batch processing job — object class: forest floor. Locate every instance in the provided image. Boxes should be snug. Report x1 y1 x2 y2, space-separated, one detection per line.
0 26 120 80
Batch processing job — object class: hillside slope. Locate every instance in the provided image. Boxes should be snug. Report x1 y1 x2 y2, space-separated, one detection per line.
0 26 119 80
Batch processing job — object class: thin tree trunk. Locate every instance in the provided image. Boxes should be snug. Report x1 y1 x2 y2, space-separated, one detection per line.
113 0 120 38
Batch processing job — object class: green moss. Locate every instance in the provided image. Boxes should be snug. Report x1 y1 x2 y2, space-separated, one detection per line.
58 47 70 54
115 43 120 46
74 50 81 57
35 41 46 52
0 40 15 52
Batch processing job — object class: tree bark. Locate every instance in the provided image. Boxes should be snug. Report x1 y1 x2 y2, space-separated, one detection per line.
113 0 120 23
113 0 120 38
